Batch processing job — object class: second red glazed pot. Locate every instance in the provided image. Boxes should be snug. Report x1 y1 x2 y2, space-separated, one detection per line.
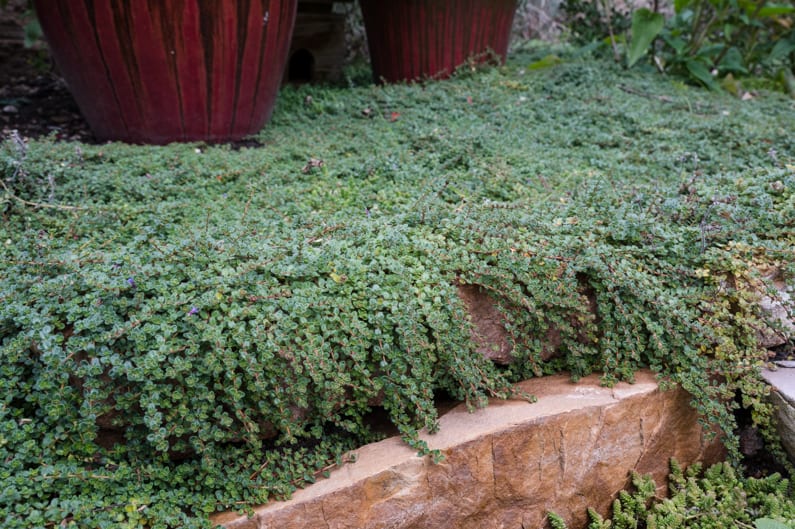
359 0 518 83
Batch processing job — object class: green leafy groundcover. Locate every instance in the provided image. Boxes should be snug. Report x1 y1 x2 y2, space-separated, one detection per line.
549 460 795 529
1 47 794 527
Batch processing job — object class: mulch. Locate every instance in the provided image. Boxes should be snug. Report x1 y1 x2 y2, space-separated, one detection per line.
1 0 95 143
0 43 95 143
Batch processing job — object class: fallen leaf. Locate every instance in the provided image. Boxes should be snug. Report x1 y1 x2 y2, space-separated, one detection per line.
302 158 324 173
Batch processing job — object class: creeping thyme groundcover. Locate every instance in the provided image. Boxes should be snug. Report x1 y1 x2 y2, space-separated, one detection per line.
1 47 794 527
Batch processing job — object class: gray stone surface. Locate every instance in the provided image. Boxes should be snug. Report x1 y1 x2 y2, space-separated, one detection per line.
757 272 793 348
762 366 795 462
763 367 795 406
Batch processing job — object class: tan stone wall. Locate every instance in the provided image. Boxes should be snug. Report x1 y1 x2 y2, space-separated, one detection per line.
215 371 725 529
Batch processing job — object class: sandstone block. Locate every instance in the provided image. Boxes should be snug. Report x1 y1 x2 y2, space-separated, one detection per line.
458 283 515 364
214 371 724 529
457 283 597 365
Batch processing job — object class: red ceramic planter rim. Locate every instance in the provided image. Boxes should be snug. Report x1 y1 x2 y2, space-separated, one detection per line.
34 0 298 144
360 0 518 84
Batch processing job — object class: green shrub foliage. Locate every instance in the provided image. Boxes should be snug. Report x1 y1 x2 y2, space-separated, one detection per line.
642 0 795 92
1 52 794 527
561 0 633 46
564 0 795 93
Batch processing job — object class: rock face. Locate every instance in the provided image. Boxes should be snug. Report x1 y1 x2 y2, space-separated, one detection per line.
214 371 724 529
457 282 597 365
762 366 795 464
457 284 515 364
757 269 794 348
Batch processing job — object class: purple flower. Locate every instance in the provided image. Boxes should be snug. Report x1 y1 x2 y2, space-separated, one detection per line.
188 306 200 316
126 277 136 288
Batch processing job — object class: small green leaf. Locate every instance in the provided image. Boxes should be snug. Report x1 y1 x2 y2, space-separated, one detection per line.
628 9 665 68
755 518 792 529
769 38 795 63
756 4 795 17
23 20 42 49
662 34 687 55
547 512 569 529
527 55 564 70
685 59 720 90
719 47 748 74
674 0 694 14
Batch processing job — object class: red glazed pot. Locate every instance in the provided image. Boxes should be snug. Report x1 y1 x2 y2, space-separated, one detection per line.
359 0 517 83
33 0 297 144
